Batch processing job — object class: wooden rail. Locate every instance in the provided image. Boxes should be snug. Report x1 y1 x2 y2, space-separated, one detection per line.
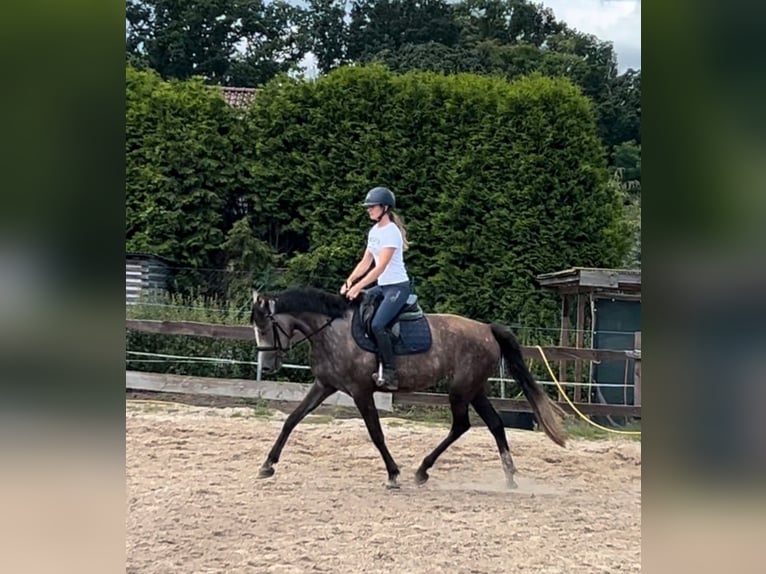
126 319 641 417
126 319 251 340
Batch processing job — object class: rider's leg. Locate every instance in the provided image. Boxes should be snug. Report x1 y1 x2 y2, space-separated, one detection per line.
370 282 410 390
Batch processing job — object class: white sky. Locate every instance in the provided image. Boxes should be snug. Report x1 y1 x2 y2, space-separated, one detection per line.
540 0 641 72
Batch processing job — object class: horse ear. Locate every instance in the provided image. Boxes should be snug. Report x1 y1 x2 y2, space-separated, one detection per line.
252 289 276 315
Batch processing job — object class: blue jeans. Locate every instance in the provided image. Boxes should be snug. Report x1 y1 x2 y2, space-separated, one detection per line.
369 281 411 332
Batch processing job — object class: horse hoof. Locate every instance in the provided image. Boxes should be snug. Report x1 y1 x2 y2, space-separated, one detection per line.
386 476 401 490
506 479 518 490
257 466 275 479
414 470 429 485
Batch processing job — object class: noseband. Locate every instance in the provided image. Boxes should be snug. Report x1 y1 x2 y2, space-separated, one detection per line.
253 311 335 353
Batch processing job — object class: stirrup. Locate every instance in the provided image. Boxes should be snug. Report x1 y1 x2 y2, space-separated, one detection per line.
372 364 399 390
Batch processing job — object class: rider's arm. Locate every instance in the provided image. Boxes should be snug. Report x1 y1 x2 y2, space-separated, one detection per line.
345 249 374 288
352 248 394 290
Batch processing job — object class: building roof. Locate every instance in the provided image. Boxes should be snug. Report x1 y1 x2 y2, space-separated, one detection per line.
536 267 641 296
126 251 177 265
220 86 257 108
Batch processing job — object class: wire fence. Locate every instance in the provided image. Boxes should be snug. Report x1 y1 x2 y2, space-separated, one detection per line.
125 271 639 405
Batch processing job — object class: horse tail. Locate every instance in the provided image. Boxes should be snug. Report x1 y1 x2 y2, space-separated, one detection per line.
490 323 567 447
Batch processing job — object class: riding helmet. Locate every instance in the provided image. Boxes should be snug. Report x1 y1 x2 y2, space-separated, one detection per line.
361 186 396 208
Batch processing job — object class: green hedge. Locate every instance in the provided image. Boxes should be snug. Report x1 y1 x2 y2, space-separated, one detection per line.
243 65 629 325
126 63 629 356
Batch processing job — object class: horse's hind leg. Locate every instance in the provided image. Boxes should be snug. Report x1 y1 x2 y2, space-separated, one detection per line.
257 381 336 479
471 392 518 489
415 392 471 485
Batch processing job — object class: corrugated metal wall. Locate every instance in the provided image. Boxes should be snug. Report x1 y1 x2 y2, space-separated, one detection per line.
126 256 171 305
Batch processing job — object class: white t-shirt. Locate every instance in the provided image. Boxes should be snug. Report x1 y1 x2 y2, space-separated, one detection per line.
367 222 409 285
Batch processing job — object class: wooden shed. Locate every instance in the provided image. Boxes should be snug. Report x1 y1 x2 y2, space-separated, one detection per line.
536 267 641 410
125 252 174 305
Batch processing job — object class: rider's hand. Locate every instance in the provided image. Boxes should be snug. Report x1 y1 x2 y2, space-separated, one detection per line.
340 281 349 295
346 285 362 300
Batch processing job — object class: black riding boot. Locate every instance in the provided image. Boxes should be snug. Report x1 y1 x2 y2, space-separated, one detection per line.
372 327 399 391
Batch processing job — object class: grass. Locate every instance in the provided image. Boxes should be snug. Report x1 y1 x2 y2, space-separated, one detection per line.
126 291 248 324
387 404 454 426
302 414 335 425
563 416 642 441
238 397 275 418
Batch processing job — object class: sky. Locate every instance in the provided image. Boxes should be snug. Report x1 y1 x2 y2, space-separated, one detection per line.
540 0 641 72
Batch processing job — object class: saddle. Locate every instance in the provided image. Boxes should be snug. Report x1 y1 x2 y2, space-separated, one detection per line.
351 290 432 355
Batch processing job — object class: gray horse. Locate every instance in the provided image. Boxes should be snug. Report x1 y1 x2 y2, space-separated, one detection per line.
251 286 566 489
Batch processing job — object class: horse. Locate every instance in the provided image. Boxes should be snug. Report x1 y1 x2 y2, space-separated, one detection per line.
250 285 566 489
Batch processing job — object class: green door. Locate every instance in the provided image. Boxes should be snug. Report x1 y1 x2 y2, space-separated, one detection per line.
593 298 640 407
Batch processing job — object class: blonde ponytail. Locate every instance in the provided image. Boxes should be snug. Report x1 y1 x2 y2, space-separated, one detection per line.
389 211 409 251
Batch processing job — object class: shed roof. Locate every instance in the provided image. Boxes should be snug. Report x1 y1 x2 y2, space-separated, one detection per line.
220 86 257 108
536 267 641 296
126 251 177 265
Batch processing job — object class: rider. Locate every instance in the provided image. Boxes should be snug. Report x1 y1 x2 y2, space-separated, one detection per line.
340 186 411 391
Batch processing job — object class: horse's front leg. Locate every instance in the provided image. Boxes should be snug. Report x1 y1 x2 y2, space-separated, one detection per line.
353 390 401 489
257 380 336 479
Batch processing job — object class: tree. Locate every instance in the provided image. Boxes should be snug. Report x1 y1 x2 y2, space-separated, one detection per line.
228 0 309 86
453 0 563 47
126 0 242 83
347 0 460 62
612 140 641 186
354 1 632 164
599 68 641 151
221 217 278 304
125 0 308 86
307 0 349 74
545 29 618 102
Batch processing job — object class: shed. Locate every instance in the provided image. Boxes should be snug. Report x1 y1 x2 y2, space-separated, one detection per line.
126 252 175 305
536 267 641 411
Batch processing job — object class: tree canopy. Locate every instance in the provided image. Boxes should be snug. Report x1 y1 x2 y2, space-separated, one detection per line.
126 0 640 164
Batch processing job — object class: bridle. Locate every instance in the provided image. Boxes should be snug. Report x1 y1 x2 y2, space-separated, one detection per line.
253 308 336 353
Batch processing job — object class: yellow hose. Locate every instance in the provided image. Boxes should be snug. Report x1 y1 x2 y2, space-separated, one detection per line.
534 345 641 436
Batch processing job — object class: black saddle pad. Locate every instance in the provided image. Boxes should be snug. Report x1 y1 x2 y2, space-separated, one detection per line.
351 306 433 355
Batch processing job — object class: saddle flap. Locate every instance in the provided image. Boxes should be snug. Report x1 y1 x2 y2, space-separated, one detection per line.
351 303 432 356
360 290 383 332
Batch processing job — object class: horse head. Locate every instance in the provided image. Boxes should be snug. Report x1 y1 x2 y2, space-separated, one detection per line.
250 289 291 373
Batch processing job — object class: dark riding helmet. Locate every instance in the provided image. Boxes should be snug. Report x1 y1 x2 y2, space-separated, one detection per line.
361 186 396 208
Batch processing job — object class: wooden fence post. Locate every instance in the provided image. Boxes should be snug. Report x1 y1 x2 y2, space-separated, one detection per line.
574 294 586 402
634 331 641 407
558 295 570 401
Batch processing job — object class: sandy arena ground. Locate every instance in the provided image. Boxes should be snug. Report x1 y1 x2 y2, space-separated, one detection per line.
126 401 641 574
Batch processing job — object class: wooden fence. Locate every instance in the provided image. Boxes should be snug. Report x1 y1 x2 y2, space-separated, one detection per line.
126 319 641 418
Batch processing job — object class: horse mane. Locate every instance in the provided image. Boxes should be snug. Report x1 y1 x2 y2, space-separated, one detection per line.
272 286 356 318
